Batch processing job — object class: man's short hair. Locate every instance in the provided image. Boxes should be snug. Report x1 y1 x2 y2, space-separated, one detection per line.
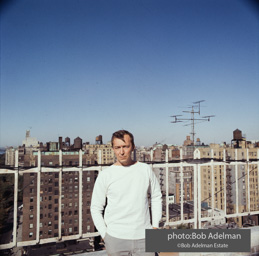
111 130 135 148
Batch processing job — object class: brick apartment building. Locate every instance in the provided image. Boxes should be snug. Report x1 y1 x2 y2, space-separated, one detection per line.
5 133 114 243
22 165 98 241
21 148 100 242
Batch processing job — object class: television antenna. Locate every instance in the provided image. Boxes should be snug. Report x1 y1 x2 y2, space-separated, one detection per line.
171 100 215 145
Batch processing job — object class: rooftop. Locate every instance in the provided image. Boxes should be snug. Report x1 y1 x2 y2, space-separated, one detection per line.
1 148 259 255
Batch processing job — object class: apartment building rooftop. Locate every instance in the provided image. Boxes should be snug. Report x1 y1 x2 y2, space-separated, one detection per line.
1 145 259 255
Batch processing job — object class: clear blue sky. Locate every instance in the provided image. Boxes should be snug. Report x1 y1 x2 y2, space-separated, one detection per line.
1 0 258 147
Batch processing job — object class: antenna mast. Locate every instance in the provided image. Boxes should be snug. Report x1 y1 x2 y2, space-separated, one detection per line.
171 100 215 146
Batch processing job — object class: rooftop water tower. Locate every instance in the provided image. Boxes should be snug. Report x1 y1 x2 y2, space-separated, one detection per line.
95 135 103 145
231 129 245 148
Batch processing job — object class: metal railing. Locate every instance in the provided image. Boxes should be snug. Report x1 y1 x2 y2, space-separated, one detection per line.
0 148 259 251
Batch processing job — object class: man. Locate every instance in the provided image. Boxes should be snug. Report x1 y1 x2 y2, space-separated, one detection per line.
91 130 162 256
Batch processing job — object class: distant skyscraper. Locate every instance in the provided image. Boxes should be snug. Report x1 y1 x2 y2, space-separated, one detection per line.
22 130 39 148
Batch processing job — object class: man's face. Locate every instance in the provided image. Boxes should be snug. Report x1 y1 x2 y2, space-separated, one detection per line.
112 134 134 166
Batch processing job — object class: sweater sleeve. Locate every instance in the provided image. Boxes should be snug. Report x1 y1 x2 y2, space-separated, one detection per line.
149 167 162 228
90 172 107 238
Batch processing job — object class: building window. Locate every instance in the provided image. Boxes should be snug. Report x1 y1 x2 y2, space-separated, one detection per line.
29 232 33 238
29 223 33 229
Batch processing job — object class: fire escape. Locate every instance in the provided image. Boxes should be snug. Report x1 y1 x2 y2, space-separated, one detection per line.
226 166 234 215
159 168 164 193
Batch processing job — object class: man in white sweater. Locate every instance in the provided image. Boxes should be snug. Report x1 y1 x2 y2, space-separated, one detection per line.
90 130 162 256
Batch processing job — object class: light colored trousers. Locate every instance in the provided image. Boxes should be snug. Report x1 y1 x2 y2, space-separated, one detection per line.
104 233 155 256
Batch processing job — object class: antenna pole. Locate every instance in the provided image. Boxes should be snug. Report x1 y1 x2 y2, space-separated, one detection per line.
191 106 195 145
171 100 214 149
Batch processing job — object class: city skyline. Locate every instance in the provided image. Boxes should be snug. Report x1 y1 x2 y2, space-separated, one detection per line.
1 126 258 149
1 0 259 147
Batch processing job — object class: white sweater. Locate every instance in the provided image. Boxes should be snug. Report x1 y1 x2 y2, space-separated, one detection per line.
90 162 162 239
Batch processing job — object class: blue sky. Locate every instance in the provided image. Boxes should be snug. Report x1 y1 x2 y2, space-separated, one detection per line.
1 0 258 147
